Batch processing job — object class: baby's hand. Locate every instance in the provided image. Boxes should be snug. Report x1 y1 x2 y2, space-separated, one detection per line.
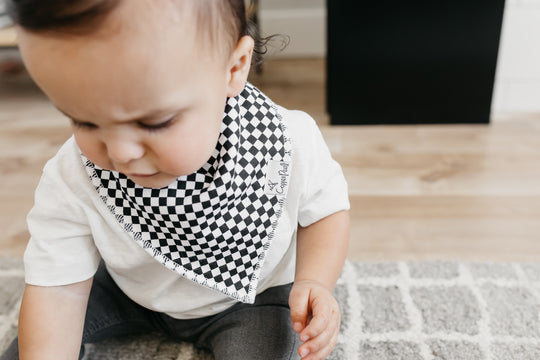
289 280 340 360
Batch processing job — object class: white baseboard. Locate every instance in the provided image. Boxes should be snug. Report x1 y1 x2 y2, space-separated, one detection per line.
259 8 326 58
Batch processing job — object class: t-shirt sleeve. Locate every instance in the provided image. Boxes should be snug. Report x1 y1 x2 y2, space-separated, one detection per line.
24 144 100 286
290 111 350 227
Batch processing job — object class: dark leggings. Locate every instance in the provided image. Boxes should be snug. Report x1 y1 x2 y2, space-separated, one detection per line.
1 262 300 360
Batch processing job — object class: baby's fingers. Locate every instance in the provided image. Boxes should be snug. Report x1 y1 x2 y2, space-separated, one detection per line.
301 329 339 360
298 312 340 359
300 298 333 341
289 285 311 333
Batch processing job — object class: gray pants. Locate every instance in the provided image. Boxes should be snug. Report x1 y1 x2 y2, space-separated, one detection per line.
1 261 300 360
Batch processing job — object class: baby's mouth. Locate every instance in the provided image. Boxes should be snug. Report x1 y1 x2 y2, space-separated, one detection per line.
127 172 159 178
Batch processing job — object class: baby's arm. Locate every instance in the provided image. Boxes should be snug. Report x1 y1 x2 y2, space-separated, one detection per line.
18 278 93 359
289 210 350 360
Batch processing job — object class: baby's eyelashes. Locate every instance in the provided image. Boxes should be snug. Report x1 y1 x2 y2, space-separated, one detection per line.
71 118 98 130
137 116 177 132
69 116 177 133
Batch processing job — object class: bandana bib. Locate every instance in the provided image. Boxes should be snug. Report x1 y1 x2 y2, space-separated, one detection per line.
83 83 291 303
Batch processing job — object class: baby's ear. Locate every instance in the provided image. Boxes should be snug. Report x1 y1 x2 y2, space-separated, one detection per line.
226 36 254 97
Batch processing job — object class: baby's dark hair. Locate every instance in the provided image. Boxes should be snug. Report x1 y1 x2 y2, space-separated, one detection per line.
6 0 276 65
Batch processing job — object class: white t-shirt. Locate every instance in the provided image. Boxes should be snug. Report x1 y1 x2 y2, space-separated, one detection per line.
24 106 350 319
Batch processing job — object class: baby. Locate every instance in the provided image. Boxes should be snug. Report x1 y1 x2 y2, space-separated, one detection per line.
2 1 350 359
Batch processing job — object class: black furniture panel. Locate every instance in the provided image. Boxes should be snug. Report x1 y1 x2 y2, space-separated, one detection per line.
327 1 506 125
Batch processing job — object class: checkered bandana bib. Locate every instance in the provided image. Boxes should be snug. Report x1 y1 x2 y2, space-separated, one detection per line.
82 83 292 303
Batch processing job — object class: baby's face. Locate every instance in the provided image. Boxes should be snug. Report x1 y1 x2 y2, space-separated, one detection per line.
17 1 239 188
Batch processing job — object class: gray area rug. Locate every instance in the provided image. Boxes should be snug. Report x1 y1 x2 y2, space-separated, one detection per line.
2 258 540 359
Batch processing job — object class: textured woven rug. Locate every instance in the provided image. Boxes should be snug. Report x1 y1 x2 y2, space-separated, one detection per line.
2 258 540 359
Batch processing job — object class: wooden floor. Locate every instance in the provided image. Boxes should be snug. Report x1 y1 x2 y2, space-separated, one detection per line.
1 57 540 261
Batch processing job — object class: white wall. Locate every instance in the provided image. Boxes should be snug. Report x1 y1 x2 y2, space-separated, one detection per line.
0 0 10 29
260 0 540 117
258 0 326 57
492 0 540 115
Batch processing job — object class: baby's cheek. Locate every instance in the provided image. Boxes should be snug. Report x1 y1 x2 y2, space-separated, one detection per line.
151 121 220 176
75 134 112 169
167 155 207 177
152 142 194 176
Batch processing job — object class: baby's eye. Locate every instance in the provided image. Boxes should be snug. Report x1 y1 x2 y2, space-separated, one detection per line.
138 117 176 132
71 119 97 130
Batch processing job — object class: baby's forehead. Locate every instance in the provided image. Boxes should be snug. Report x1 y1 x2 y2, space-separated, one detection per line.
99 0 236 57
14 0 239 56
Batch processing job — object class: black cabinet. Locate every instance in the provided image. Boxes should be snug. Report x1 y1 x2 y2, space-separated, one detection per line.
327 1 506 125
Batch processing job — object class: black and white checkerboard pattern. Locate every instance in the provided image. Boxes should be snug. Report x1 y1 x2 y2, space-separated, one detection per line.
3 259 540 359
84 83 291 303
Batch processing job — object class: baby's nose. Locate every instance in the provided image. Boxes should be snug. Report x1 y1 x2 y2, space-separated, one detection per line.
106 138 145 165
